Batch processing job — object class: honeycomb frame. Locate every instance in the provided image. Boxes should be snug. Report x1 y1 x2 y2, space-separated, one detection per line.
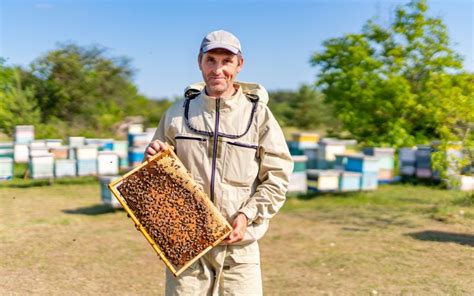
108 148 232 277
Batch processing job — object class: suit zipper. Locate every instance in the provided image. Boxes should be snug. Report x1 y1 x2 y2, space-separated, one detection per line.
210 98 220 203
227 141 258 150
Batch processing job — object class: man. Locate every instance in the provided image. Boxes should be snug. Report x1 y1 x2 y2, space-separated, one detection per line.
146 30 293 295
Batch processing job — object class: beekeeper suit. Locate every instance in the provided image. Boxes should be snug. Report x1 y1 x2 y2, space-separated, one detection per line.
148 30 293 296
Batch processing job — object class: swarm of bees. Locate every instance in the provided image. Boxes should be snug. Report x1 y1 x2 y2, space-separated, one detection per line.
111 149 231 274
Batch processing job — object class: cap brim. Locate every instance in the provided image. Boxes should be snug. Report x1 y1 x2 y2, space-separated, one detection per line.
201 44 239 54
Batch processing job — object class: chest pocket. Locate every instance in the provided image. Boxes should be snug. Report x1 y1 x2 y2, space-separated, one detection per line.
174 134 207 183
223 141 259 186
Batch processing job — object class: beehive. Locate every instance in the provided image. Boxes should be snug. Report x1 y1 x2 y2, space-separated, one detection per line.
0 157 13 180
97 151 119 175
14 125 34 144
307 169 340 192
54 159 77 178
14 144 29 163
108 148 232 277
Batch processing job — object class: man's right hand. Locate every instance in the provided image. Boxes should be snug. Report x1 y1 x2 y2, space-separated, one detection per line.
145 140 168 160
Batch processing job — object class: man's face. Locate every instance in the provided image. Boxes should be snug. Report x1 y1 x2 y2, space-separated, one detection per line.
198 49 243 97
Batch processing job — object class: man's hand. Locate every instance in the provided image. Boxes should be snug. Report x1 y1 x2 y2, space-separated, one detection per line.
145 140 168 160
224 213 248 244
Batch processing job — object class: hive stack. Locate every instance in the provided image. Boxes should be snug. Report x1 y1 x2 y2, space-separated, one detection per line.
49 141 76 178
76 146 98 176
68 137 85 160
113 140 129 169
127 124 147 167
288 155 308 193
363 147 395 183
345 154 379 190
29 153 54 179
316 138 347 169
415 145 433 179
399 148 416 179
13 126 35 165
28 140 53 179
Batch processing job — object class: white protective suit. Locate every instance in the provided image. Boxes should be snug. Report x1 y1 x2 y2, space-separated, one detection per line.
152 81 293 295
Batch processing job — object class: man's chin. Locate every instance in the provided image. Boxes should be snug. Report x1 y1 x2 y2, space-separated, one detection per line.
207 85 228 96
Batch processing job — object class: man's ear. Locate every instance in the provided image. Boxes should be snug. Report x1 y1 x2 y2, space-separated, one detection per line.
237 56 244 73
198 53 203 71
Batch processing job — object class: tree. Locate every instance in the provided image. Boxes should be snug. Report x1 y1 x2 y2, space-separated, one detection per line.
311 0 463 147
269 85 340 130
0 60 40 136
430 73 474 186
19 43 170 138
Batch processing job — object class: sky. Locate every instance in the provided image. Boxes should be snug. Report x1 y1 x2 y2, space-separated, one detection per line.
1 0 473 100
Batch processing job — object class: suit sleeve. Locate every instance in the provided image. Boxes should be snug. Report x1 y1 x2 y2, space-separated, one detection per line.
238 106 294 224
151 107 177 148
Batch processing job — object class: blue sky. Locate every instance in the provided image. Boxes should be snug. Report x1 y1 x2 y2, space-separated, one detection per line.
1 0 473 99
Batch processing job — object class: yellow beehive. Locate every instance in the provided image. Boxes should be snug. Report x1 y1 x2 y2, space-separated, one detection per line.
108 148 232 276
292 132 320 143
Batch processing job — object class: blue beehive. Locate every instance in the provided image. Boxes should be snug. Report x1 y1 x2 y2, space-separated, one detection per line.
345 155 379 173
99 176 122 208
128 133 149 147
415 145 432 169
338 171 361 191
128 147 145 167
399 148 416 177
287 141 304 156
102 139 114 151
334 154 349 170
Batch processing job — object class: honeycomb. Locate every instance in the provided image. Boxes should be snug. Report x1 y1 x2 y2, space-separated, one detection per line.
113 150 231 273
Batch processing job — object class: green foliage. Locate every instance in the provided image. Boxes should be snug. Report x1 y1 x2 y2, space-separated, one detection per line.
311 0 464 148
0 61 41 135
269 85 340 131
430 73 474 183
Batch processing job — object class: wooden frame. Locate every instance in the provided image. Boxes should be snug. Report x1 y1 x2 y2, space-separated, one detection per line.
108 148 232 276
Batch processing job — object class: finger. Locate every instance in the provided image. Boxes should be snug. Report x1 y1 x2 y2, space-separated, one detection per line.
145 147 157 159
150 141 162 152
226 229 243 244
157 141 168 151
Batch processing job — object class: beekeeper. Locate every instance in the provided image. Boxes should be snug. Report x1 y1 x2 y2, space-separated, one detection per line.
146 29 293 296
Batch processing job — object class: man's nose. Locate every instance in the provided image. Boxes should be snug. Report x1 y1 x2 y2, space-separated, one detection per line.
211 64 224 74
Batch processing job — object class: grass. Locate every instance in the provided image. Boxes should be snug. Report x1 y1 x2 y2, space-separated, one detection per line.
1 183 473 295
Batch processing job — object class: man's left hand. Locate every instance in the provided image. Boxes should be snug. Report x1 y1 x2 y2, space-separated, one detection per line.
223 213 248 244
